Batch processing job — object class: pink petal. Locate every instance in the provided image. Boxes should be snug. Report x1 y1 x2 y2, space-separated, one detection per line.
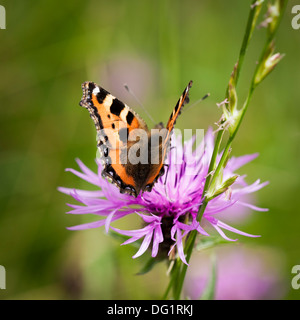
217 220 260 238
227 153 259 171
151 226 164 257
67 211 132 230
65 168 100 186
76 158 99 180
111 225 153 238
233 180 269 196
67 219 107 230
237 201 269 212
174 228 189 265
211 223 238 241
105 209 118 233
132 232 153 258
58 187 104 198
137 212 161 224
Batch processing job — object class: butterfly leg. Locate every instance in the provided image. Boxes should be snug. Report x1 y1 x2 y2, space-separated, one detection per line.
163 164 170 186
163 164 173 201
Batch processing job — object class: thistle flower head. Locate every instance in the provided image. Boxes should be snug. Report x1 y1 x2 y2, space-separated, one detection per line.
59 129 268 265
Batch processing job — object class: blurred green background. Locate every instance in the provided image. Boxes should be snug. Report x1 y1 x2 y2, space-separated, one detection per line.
0 0 299 299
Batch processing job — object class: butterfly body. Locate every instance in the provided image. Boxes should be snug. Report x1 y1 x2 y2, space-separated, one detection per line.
79 80 192 197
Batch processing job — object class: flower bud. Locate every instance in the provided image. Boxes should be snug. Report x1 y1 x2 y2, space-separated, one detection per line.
226 63 238 114
206 175 239 201
266 0 285 35
254 41 284 86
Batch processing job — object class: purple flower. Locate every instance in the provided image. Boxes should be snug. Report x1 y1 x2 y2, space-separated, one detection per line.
184 245 286 300
58 129 268 264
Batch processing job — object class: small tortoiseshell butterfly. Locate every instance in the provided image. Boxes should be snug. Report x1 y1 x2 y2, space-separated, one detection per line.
79 80 192 197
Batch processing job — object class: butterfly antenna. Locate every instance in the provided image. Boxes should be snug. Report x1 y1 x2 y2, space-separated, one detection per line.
184 93 210 112
124 84 156 125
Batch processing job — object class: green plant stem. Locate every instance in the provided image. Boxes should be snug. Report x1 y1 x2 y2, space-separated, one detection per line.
172 231 197 300
234 0 263 86
172 63 255 301
203 0 261 193
167 0 287 300
203 130 224 192
162 264 176 299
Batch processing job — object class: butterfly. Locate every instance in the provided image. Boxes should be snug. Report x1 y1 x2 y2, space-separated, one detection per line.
79 80 192 197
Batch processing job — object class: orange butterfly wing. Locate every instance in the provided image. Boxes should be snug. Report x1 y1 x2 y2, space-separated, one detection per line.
142 81 193 189
80 81 149 196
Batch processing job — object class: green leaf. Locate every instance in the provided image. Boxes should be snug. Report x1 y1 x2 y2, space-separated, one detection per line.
108 230 142 249
200 254 217 300
196 236 229 251
206 174 239 201
136 257 161 276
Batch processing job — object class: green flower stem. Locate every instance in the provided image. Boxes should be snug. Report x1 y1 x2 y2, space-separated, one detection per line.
172 230 198 300
162 274 174 300
203 0 262 195
203 130 224 193
167 0 287 300
234 0 264 87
